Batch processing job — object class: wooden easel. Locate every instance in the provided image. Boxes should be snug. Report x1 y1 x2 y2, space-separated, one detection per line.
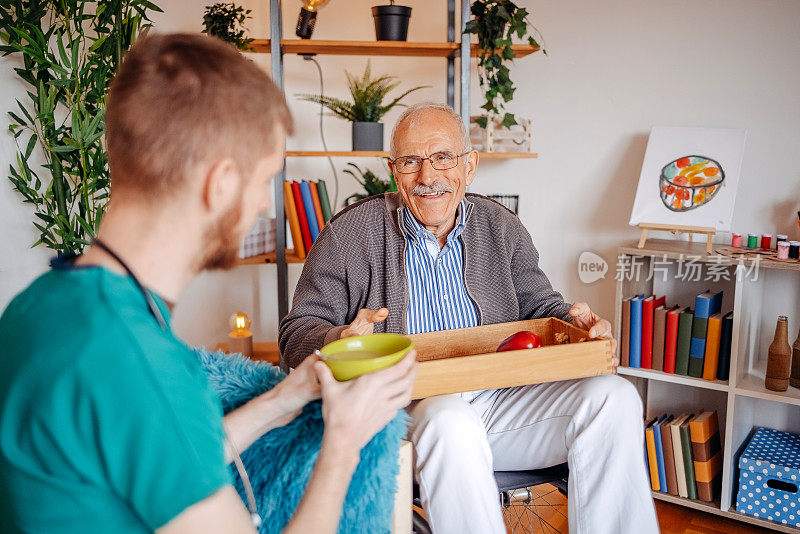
637 223 716 254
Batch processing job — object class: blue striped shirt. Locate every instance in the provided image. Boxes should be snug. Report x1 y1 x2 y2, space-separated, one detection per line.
402 201 479 335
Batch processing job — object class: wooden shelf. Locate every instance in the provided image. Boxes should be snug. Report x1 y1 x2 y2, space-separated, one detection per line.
617 366 729 392
735 372 800 407
216 341 280 365
250 39 540 58
237 249 304 265
285 150 538 159
653 493 800 533
620 239 800 272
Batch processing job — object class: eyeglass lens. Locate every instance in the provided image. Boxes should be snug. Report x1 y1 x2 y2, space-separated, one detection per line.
394 152 460 173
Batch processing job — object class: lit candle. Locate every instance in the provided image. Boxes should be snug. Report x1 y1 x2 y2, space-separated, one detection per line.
228 311 254 358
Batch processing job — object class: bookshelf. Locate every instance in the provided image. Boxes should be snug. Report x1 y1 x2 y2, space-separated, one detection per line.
615 239 800 533
256 0 541 320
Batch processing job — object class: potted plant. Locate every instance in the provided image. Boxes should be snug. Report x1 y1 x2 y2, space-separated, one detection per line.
343 162 397 206
0 0 160 255
464 0 545 129
372 0 412 41
202 2 254 51
297 62 428 151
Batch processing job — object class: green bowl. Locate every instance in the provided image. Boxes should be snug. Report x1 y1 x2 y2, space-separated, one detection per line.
320 333 413 381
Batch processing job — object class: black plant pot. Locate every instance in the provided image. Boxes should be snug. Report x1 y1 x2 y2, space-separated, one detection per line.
352 122 384 151
371 5 412 41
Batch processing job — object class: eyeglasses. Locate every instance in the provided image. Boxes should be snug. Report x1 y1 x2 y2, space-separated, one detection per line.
391 151 470 174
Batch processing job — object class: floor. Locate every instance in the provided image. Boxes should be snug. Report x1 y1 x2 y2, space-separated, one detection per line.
498 483 774 534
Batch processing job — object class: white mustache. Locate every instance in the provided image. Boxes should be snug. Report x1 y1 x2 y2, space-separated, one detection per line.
413 183 453 196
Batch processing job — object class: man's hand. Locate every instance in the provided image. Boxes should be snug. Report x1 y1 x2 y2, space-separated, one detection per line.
314 350 417 451
569 302 619 368
340 307 389 339
267 355 322 427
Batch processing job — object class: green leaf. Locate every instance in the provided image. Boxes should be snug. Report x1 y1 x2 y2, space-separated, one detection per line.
24 134 37 159
476 116 488 129
501 113 518 128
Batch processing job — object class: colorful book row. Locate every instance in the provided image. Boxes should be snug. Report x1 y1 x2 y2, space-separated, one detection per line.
283 179 334 260
645 410 722 503
621 290 733 381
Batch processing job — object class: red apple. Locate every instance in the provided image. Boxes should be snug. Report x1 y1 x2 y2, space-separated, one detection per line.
497 331 543 352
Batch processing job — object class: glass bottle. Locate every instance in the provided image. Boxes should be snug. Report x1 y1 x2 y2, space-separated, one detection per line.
765 315 791 391
791 323 800 389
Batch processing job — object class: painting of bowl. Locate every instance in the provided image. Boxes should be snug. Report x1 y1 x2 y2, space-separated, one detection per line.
660 155 725 212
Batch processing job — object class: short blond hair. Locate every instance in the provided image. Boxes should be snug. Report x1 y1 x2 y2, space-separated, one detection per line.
106 33 293 199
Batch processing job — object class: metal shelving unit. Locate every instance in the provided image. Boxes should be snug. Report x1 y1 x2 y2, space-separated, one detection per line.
263 0 538 321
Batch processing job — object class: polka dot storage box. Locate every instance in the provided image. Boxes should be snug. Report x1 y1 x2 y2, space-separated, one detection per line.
737 427 800 526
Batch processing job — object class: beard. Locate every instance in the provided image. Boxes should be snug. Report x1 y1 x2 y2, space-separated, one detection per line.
197 198 244 272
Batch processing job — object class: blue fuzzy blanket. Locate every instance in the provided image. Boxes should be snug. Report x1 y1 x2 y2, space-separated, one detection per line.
196 349 408 534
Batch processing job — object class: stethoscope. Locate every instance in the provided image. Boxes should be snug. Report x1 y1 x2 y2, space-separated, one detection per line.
90 238 262 529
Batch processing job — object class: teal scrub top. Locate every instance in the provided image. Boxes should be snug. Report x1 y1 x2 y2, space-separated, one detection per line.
0 264 231 533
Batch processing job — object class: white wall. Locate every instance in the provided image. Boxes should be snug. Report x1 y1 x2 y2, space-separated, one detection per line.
2 0 799 349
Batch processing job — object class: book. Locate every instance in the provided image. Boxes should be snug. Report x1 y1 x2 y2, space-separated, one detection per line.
716 311 734 381
702 312 724 380
299 181 320 243
316 179 333 223
680 415 698 499
645 417 660 491
688 290 723 378
689 411 722 502
621 297 632 367
659 415 678 494
641 296 666 369
663 305 681 374
290 181 313 253
653 305 668 371
653 414 669 492
670 413 692 498
309 181 325 230
695 290 723 319
675 307 694 376
283 181 306 260
629 295 645 368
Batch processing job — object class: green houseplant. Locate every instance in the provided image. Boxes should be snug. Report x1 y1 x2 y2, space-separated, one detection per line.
201 2 253 52
0 0 160 255
297 61 428 151
464 0 544 129
343 162 396 206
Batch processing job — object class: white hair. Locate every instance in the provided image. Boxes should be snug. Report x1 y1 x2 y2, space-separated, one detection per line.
389 102 472 158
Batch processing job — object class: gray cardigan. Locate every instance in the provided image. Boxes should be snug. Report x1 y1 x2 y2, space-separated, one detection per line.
278 192 572 370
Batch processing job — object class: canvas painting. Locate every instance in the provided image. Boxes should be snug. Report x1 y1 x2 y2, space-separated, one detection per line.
629 127 746 231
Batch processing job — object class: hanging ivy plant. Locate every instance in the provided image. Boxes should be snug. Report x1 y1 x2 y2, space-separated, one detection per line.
0 0 161 255
464 0 545 129
202 3 253 52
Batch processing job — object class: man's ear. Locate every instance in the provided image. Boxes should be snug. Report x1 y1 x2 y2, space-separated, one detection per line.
201 159 240 214
465 150 479 186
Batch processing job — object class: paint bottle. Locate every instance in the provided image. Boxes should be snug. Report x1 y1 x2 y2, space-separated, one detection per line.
731 233 742 248
777 242 790 259
761 234 772 249
777 234 788 246
766 315 791 392
747 234 758 249
789 241 800 259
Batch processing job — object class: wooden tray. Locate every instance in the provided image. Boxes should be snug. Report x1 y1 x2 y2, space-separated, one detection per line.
409 318 614 399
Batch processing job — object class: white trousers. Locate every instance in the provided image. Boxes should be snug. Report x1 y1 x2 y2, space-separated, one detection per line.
408 374 659 534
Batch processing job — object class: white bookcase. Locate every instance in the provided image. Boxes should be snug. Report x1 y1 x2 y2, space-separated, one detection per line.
614 239 800 533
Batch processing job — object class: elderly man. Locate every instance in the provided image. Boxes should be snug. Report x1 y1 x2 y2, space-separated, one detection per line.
280 102 658 533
